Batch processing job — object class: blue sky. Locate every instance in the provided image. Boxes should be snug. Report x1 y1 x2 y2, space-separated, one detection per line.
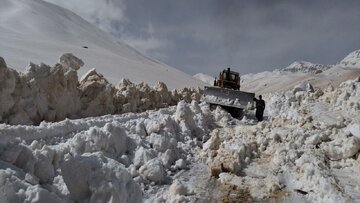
45 0 360 76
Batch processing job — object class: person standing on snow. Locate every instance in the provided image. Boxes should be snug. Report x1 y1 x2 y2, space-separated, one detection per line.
253 95 265 121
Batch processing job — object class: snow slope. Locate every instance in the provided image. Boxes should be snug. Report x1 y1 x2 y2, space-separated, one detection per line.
193 73 214 85
0 0 204 89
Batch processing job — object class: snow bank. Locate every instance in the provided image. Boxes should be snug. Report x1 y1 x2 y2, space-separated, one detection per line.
0 98 214 202
0 55 203 125
195 77 360 202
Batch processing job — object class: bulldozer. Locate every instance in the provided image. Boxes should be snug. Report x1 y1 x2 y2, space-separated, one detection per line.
204 67 254 118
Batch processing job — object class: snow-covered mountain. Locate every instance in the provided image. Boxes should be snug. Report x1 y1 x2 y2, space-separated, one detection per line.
281 60 332 73
193 73 214 85
242 50 360 94
0 0 204 89
339 49 360 68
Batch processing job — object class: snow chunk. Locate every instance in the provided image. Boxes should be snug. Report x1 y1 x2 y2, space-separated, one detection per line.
148 133 177 153
321 135 360 160
59 53 84 70
134 147 157 168
293 82 314 94
61 152 142 203
139 158 166 183
345 123 360 138
168 179 189 196
69 122 128 157
0 168 62 203
79 68 115 117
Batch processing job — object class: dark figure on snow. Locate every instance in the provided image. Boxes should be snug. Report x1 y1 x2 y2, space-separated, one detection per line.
253 95 265 121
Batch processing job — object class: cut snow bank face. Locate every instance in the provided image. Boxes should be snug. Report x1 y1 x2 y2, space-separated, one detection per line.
0 0 205 89
0 54 203 125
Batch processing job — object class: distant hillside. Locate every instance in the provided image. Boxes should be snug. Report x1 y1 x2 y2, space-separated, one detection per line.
339 49 360 68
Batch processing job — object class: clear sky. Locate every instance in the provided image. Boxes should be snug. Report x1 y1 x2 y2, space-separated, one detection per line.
44 0 360 77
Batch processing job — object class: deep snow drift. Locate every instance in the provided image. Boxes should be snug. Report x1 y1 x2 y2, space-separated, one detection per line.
0 0 204 89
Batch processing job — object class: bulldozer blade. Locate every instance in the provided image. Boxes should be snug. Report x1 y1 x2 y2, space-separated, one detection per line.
204 86 255 109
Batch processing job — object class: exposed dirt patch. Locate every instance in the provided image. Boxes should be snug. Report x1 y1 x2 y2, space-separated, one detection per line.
220 183 253 203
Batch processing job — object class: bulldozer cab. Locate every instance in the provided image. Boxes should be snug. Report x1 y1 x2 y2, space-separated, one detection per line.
214 67 240 90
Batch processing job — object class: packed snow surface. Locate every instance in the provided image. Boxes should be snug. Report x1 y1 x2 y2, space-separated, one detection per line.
0 0 204 89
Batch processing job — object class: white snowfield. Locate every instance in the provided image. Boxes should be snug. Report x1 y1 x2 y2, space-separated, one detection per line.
0 0 205 90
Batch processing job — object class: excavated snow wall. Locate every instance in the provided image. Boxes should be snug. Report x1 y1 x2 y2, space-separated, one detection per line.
0 54 203 125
